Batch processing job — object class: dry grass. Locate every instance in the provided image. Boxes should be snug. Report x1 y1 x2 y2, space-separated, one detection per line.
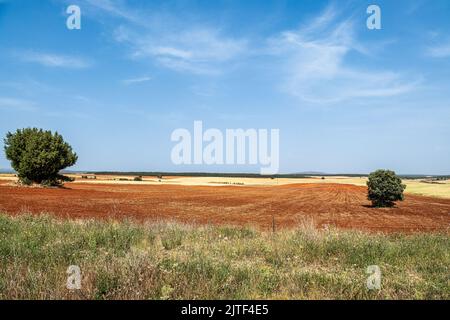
0 214 448 300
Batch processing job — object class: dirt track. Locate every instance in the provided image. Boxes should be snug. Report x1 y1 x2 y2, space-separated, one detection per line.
0 181 449 233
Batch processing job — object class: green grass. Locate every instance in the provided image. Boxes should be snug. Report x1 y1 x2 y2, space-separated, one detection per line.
0 214 448 300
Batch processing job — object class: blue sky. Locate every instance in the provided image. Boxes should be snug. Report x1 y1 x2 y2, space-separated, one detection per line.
0 0 449 174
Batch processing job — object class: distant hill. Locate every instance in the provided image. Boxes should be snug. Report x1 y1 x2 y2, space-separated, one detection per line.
293 171 327 175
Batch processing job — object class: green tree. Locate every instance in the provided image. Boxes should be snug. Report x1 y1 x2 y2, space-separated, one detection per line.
4 128 77 186
367 169 406 207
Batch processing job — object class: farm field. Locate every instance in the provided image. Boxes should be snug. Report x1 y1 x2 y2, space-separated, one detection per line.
2 0 450 303
0 177 449 233
2 174 449 198
0 175 449 300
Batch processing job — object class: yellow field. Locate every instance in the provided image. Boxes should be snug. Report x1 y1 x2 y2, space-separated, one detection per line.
400 180 450 199
309 176 450 199
1 174 449 199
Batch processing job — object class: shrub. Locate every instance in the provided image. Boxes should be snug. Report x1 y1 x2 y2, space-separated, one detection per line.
4 128 77 186
367 169 406 207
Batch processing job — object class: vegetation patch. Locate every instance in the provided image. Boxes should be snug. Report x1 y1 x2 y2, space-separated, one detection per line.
0 214 448 299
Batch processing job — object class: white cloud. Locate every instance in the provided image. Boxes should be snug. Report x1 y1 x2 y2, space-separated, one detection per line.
268 6 419 103
115 26 247 75
426 43 450 58
0 97 37 111
83 0 247 75
84 1 419 100
17 51 91 68
122 76 152 85
84 0 149 26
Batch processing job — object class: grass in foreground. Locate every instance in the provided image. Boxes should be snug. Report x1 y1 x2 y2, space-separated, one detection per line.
0 214 448 300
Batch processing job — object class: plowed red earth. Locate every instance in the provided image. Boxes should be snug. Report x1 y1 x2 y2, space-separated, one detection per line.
0 181 449 233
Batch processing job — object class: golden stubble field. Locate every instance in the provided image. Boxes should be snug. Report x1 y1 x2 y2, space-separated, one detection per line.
1 173 449 198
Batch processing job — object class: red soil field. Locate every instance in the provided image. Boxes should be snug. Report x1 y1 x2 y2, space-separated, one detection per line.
0 181 449 233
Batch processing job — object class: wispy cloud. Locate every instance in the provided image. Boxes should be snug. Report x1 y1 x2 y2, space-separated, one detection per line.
17 51 91 68
44 110 90 119
122 76 152 85
83 1 419 101
267 6 419 103
426 42 450 58
83 0 149 26
115 26 247 75
80 0 247 75
0 97 37 111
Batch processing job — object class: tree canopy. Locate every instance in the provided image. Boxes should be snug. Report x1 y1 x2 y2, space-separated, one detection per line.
4 128 77 186
367 169 406 207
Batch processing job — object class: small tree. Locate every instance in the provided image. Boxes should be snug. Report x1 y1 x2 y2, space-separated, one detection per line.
367 169 406 207
4 128 77 186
